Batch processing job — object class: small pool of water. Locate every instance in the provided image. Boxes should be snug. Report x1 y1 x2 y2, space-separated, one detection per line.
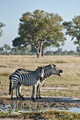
51 107 80 113
0 104 80 114
69 107 80 113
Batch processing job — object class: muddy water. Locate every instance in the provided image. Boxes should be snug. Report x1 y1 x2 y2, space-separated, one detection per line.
1 104 80 113
0 97 80 113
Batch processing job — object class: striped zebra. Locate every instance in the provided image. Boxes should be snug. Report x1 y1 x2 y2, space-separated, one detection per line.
14 64 63 99
36 64 63 99
9 67 44 100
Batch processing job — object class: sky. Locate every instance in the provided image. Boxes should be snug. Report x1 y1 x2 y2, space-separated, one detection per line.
0 0 80 51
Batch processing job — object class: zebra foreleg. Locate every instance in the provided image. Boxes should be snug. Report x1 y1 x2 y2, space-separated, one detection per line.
36 84 41 99
32 85 36 100
38 85 41 99
36 84 39 99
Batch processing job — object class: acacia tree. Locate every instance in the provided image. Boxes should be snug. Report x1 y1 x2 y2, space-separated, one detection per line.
0 22 5 37
13 10 66 58
63 15 80 54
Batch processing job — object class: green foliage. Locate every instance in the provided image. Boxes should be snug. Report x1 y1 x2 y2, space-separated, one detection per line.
0 22 5 37
3 44 11 52
13 10 66 57
8 107 13 115
63 15 80 45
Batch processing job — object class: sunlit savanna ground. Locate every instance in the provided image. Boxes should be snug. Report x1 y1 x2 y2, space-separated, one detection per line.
0 55 80 98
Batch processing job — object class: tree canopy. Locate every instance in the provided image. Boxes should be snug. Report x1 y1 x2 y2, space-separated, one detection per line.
0 22 5 37
63 15 80 53
13 10 66 57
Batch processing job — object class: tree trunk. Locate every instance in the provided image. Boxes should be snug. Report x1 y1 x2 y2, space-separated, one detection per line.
41 46 44 57
36 47 41 58
35 41 43 58
39 41 43 57
36 49 40 58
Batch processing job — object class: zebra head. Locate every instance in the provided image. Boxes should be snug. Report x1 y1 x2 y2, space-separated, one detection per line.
44 64 63 78
51 64 63 76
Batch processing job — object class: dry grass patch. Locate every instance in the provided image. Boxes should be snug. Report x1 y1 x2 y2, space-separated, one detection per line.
0 55 80 98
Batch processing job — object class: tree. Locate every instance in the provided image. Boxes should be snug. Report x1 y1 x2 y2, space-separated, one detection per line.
76 46 80 54
0 22 5 37
3 44 11 53
63 15 80 54
0 47 3 51
13 10 66 58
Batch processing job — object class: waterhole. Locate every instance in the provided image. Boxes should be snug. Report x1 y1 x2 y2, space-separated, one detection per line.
0 97 80 113
0 104 80 113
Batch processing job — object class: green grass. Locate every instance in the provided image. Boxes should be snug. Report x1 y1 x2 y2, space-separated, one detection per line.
0 110 80 120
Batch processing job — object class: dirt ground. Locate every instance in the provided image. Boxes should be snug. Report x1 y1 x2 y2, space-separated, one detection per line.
1 95 80 108
1 95 80 120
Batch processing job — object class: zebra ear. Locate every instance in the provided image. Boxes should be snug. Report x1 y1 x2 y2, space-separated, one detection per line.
53 64 56 67
38 66 42 69
38 66 43 68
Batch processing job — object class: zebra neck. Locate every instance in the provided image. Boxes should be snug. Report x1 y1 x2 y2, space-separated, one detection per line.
45 70 53 78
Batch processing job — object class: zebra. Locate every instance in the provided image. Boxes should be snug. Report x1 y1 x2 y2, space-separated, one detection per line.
9 66 44 100
11 68 42 99
36 64 63 99
14 64 63 99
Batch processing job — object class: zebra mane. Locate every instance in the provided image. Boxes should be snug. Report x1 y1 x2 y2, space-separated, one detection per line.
15 68 31 72
35 66 42 71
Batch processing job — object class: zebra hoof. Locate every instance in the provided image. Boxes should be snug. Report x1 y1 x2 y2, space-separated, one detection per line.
36 97 38 99
11 97 13 100
39 96 41 99
22 97 24 100
36 96 41 99
16 96 19 99
32 98 35 101
20 96 24 100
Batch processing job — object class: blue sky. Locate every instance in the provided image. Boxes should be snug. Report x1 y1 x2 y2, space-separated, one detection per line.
0 0 80 51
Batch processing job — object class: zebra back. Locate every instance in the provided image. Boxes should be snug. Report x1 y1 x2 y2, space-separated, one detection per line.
10 66 44 86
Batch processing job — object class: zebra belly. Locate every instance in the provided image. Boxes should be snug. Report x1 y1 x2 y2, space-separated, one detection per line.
20 75 36 86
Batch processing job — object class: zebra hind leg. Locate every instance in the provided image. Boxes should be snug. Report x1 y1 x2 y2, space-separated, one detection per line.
16 86 19 99
18 84 24 99
11 85 16 100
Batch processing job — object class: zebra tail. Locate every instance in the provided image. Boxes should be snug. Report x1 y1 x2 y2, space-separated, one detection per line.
9 75 12 95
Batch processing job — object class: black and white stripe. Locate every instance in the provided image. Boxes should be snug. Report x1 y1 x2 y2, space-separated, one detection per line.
14 64 63 99
36 64 63 98
9 67 44 100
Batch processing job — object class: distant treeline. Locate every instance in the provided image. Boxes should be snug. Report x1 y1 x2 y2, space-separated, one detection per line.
0 46 78 56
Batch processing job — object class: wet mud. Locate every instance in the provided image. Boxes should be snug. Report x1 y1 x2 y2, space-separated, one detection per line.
0 97 80 113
